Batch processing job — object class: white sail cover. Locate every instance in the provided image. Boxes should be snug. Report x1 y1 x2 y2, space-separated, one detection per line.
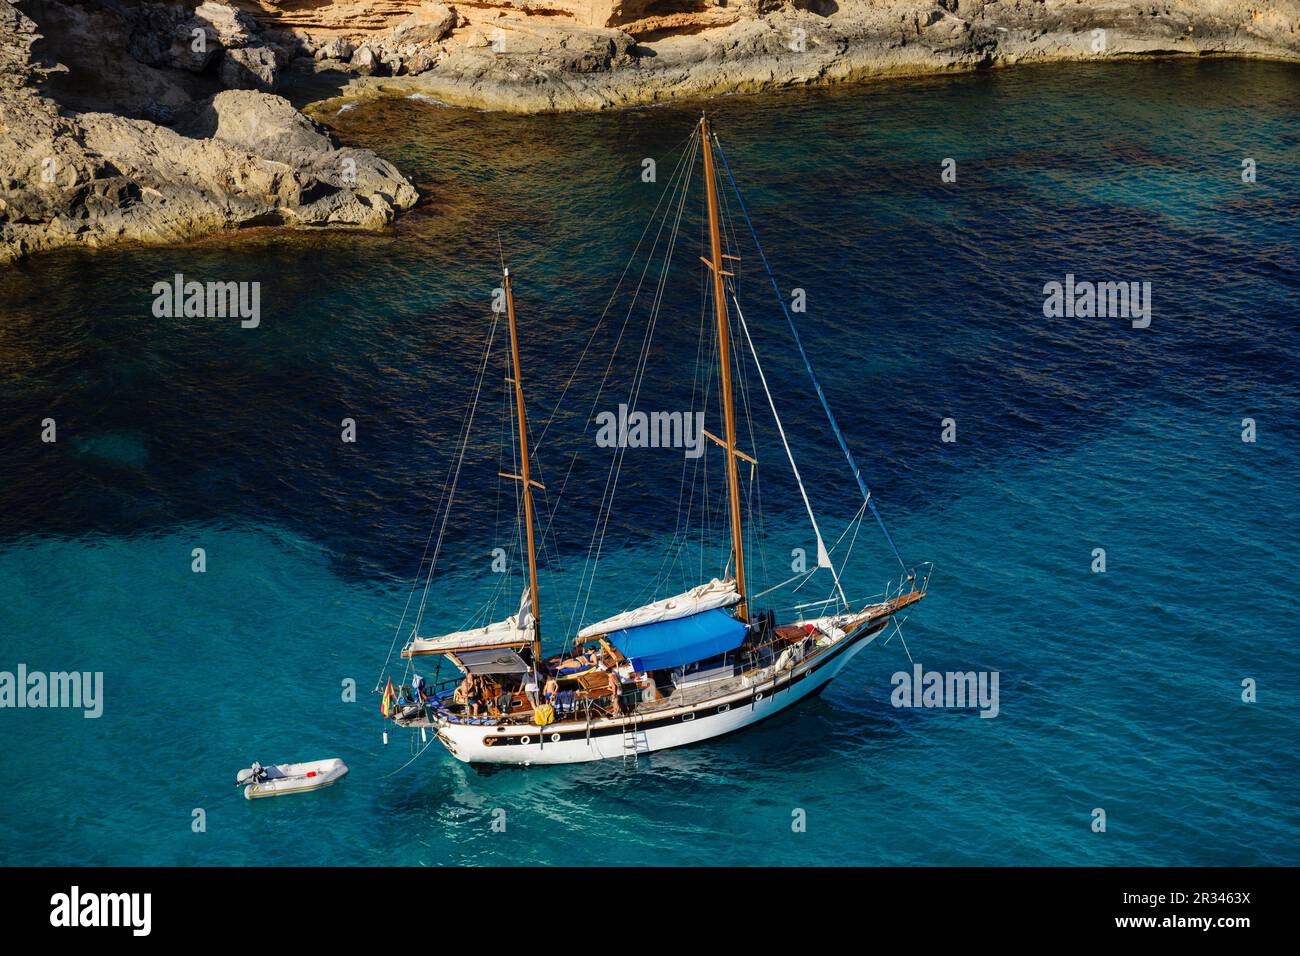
405 589 535 656
577 578 741 639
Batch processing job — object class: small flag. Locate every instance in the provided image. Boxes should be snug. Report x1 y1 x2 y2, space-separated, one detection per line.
381 677 395 718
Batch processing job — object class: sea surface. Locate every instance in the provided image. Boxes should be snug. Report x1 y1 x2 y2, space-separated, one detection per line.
1 60 1297 866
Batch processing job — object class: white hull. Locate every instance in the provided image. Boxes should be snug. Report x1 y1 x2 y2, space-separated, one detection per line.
434 618 887 766
242 758 349 799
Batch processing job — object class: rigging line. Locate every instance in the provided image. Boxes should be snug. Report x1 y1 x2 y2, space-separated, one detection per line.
792 504 865 599
508 368 564 622
507 340 527 615
460 541 519 632
711 134 908 574
651 216 715 594
571 133 699 630
382 731 438 778
825 499 869 557
568 180 691 629
477 352 517 628
832 497 868 602
732 292 848 607
532 131 705 641
695 197 713 587
518 378 569 583
518 463 568 611
535 126 702 451
538 129 700 569
375 309 501 690
883 615 915 665
732 318 766 588
492 358 508 576
410 309 502 641
752 567 817 601
668 206 717 594
580 164 691 620
576 139 695 629
640 186 721 605
716 166 771 593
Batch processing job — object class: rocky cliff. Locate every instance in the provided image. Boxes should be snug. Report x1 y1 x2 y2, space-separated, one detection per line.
2 0 1296 263
0 0 418 264
271 0 1299 111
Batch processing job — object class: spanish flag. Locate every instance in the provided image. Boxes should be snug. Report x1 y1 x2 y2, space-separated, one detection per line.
381 677 396 718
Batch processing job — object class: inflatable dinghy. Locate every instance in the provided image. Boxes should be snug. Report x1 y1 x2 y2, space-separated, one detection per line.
236 758 348 800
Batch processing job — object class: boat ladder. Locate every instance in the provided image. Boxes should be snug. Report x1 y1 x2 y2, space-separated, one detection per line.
622 716 646 765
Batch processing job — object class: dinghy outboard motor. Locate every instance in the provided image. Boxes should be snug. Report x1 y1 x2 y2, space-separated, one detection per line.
236 761 267 787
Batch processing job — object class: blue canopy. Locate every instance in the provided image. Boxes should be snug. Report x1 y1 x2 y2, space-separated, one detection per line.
608 609 747 672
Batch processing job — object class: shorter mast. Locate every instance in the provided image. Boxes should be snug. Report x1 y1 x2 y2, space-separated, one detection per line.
502 268 543 666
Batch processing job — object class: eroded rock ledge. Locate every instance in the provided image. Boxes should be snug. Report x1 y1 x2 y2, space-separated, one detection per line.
2 1 1296 263
0 0 418 264
249 0 1300 112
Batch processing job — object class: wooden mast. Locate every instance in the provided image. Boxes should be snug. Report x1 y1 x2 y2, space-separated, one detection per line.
700 114 748 623
502 268 543 664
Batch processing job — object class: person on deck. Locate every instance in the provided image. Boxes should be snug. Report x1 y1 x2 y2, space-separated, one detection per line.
558 648 599 673
605 669 624 717
543 675 559 705
454 675 472 708
522 669 539 707
458 675 481 717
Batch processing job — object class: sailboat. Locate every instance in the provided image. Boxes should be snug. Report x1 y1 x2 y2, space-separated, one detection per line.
377 115 930 766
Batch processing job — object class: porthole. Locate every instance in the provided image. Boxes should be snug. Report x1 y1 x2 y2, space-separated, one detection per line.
755 692 765 702
551 733 561 743
520 735 531 745
681 712 695 722
717 703 731 713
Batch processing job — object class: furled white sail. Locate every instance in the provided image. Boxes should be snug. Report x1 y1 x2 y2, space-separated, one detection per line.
403 589 535 656
577 578 741 639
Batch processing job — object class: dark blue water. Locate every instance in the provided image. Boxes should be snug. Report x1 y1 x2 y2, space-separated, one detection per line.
1 60 1297 866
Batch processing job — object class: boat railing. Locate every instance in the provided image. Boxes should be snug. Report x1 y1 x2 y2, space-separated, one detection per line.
763 560 933 621
390 579 932 728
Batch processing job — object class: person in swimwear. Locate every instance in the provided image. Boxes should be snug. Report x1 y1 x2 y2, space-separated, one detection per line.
464 676 483 718
454 674 472 708
557 647 600 673
605 668 624 717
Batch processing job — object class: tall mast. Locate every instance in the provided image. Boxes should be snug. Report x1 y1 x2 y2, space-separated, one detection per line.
503 268 543 664
700 114 748 623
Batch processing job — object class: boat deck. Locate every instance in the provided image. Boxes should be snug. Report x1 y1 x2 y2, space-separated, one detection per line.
394 593 922 731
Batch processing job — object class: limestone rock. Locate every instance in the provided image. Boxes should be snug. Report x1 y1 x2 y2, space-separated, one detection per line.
389 4 459 45
404 49 437 75
308 0 1300 112
0 2 418 264
349 44 380 74
135 1 262 72
315 35 356 61
221 45 281 90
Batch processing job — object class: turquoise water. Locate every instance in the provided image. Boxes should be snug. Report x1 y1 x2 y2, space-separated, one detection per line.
0 60 1297 866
